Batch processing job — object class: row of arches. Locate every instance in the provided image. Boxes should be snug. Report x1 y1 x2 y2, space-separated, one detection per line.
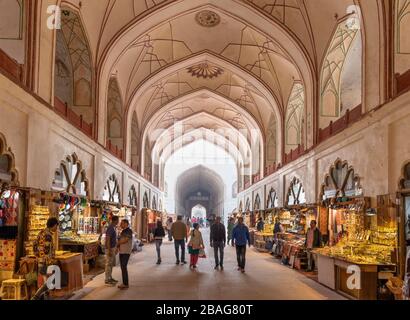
50 4 365 187
2 1 409 192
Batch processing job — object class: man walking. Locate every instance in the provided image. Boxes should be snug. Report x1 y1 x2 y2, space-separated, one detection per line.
171 215 188 265
105 215 119 285
305 220 322 272
210 216 226 270
232 216 250 273
117 219 133 289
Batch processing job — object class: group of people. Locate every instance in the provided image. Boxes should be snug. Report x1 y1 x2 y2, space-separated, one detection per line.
29 213 322 298
152 215 252 272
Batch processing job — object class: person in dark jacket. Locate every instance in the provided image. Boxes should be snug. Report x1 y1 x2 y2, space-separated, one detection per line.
305 220 322 271
210 216 226 270
232 216 250 273
256 217 264 232
153 220 166 264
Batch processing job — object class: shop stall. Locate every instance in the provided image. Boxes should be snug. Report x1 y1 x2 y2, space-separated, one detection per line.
0 187 26 282
4 187 85 298
254 209 277 252
56 193 99 271
275 205 318 268
271 178 318 269
139 208 163 242
313 160 398 300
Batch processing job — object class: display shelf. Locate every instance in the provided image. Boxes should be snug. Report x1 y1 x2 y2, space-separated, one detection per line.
24 205 50 256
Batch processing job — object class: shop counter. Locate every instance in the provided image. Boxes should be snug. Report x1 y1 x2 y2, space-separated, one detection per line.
317 254 335 290
254 232 274 252
51 252 83 297
59 240 100 264
316 253 397 300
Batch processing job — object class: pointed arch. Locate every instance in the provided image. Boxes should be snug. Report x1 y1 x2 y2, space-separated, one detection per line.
107 76 124 150
0 133 19 189
285 82 305 153
54 7 94 124
319 15 362 129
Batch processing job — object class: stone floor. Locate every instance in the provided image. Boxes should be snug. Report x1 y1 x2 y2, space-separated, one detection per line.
72 228 344 300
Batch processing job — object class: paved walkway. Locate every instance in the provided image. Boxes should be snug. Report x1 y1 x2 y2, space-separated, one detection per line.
73 228 344 300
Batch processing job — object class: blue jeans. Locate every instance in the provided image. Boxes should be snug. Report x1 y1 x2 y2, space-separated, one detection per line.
155 239 163 260
174 239 186 262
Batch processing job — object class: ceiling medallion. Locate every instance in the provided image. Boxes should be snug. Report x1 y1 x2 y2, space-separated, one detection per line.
187 63 224 79
195 10 221 27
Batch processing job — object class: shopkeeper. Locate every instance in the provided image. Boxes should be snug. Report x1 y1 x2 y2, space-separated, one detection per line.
31 217 59 300
256 217 264 232
305 220 321 272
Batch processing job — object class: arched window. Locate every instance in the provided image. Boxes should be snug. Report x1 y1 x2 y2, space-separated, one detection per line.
152 195 157 210
52 153 89 196
128 185 138 207
143 192 149 208
238 201 243 213
245 198 251 211
320 15 362 129
285 83 305 153
0 133 19 189
266 188 278 209
286 177 306 206
320 159 361 200
254 194 261 210
54 8 93 123
103 174 120 203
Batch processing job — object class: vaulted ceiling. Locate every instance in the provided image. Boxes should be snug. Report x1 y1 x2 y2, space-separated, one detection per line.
49 0 386 187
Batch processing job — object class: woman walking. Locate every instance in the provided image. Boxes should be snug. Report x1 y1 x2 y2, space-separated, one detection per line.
188 223 204 269
153 220 166 264
227 217 235 246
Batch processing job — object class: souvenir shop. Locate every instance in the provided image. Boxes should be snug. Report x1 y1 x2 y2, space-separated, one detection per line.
313 160 399 300
0 186 84 299
254 189 279 252
139 194 164 242
273 178 318 270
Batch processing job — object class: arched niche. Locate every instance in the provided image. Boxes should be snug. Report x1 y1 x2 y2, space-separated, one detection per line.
399 161 410 190
107 77 124 151
143 192 149 208
54 8 94 123
319 15 362 129
254 194 261 211
285 82 305 153
0 133 19 189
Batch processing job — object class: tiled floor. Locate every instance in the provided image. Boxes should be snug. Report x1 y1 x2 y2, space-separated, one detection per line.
73 229 344 300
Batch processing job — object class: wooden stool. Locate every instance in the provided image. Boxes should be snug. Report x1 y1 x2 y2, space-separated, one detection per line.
0 279 29 300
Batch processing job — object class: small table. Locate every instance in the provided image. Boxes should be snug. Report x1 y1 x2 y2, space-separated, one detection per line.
51 252 83 298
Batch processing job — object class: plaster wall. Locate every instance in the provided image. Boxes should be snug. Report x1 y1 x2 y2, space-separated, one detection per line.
0 73 161 207
239 91 410 209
